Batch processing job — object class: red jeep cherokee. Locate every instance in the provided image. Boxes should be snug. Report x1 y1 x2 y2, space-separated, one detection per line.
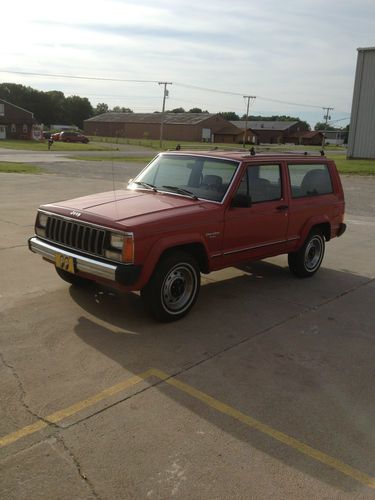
29 151 346 321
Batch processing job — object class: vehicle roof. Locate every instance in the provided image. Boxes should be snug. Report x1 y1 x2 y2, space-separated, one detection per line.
162 150 331 162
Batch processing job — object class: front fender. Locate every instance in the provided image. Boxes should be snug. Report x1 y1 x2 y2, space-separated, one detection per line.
136 233 209 289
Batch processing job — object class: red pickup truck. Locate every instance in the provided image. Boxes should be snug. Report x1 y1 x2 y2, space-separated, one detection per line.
29 151 346 321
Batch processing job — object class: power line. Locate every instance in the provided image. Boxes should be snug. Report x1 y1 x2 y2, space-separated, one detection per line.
1 69 335 111
0 70 158 84
174 82 326 109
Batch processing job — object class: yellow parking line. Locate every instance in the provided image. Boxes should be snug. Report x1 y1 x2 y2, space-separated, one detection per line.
0 370 153 448
1 367 374 489
150 369 375 489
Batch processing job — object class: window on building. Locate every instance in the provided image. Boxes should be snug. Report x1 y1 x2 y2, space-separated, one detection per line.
11 124 16 133
23 124 28 133
0 103 4 116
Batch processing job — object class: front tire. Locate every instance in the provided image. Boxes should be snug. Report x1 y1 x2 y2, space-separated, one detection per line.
288 230 325 278
141 251 200 322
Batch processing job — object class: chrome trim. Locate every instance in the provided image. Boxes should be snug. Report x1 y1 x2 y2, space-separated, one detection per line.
38 210 133 237
29 237 117 281
223 236 300 256
223 239 286 256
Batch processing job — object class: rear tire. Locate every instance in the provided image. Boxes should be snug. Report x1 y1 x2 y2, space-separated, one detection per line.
141 251 200 322
55 267 90 286
288 230 325 278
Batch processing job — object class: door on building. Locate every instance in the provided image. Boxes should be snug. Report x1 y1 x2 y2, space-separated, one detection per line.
0 126 6 139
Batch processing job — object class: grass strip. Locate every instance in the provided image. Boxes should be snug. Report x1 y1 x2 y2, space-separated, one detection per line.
0 162 41 173
0 139 117 152
71 155 154 163
326 155 375 175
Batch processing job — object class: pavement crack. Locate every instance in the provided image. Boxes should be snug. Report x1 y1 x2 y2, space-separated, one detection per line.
0 244 27 252
55 434 101 499
0 351 62 432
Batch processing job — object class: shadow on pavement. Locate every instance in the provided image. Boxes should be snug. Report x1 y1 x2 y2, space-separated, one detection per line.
68 261 374 493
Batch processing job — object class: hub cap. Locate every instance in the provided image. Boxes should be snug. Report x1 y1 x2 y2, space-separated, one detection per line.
161 263 197 313
304 236 323 271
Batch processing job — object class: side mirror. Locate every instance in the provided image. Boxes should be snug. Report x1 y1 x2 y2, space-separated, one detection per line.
231 194 252 208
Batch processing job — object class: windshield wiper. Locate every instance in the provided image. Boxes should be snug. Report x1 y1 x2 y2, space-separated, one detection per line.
133 181 157 191
162 185 198 200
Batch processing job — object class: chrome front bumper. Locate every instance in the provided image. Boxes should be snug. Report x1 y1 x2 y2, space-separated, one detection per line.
28 237 141 285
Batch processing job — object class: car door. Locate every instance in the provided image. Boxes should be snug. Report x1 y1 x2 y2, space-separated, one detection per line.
222 162 289 266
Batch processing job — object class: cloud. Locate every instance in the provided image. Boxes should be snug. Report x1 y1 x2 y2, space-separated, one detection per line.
2 0 375 126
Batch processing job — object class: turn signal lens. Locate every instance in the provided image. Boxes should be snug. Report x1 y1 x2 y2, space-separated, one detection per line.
122 235 134 263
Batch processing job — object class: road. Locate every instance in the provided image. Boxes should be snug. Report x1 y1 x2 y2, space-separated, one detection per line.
0 151 374 499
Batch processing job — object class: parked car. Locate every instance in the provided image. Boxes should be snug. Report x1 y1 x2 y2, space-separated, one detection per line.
51 132 61 141
59 131 89 143
29 151 346 321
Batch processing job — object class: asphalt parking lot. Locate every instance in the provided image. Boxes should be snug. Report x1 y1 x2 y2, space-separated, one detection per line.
0 153 374 499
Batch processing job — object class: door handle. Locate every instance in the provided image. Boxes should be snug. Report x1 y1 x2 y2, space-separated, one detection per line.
276 205 289 211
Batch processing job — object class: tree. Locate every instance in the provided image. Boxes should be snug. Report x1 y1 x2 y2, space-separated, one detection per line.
45 91 65 124
111 106 133 113
94 103 109 115
169 107 185 113
219 111 240 121
64 96 93 128
314 122 336 131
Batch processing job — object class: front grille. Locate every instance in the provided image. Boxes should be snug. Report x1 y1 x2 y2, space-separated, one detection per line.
45 215 108 257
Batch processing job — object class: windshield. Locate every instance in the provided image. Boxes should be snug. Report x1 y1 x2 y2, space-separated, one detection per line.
129 154 239 202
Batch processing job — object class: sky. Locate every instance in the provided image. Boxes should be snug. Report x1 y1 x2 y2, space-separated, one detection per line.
1 0 374 127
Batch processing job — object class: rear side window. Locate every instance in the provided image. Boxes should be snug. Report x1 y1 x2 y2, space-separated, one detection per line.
288 164 333 198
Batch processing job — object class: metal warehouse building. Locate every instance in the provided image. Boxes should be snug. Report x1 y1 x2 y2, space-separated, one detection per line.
84 112 242 143
347 47 375 159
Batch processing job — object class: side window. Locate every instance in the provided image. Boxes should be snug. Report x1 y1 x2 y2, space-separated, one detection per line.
288 164 333 198
233 164 281 205
22 124 28 133
11 124 16 133
248 164 281 203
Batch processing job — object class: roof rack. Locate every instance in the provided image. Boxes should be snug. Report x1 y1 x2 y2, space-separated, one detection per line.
167 145 248 152
167 145 326 156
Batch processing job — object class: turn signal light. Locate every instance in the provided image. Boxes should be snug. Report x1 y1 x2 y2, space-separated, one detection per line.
122 235 134 263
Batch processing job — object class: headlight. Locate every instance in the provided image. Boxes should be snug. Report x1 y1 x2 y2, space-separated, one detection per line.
38 212 48 227
35 211 48 237
110 233 124 250
105 232 134 263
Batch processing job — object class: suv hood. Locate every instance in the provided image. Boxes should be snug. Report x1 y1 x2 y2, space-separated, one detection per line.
42 189 213 226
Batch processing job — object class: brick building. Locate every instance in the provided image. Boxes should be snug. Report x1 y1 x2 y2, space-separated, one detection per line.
84 112 242 143
0 99 37 140
231 120 309 144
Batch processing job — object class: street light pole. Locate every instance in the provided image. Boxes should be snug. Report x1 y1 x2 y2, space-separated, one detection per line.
243 96 256 148
158 82 172 149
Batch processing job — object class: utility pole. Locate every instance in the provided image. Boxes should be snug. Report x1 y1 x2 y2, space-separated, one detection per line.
322 106 334 148
158 82 172 149
243 96 256 148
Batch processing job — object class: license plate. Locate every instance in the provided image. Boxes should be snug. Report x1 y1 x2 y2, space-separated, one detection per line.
55 253 75 274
